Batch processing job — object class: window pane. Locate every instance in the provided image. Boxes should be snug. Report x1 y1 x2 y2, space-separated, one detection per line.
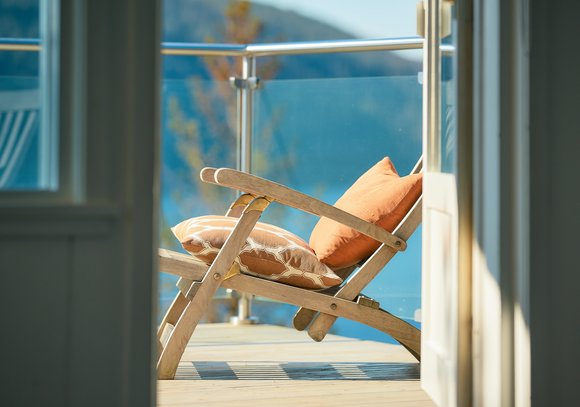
0 0 59 191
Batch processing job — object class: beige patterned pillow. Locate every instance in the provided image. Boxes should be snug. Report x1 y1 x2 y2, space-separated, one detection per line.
172 215 343 289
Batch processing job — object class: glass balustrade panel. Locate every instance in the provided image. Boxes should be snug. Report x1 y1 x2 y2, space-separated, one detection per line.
159 76 238 318
252 74 422 340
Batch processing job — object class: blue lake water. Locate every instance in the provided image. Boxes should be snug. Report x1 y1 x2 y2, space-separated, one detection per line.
159 74 423 342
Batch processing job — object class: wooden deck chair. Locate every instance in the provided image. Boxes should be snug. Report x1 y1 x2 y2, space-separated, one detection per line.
157 157 423 379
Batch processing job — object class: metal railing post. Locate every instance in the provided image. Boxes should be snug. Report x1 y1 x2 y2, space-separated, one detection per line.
231 55 259 325
240 55 255 173
424 0 441 172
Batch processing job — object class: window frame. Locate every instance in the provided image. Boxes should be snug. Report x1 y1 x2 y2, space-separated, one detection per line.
0 0 83 205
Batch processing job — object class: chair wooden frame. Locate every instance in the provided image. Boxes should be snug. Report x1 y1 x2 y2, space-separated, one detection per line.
157 161 423 379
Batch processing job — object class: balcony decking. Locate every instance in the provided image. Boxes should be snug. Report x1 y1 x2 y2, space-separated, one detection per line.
157 323 434 406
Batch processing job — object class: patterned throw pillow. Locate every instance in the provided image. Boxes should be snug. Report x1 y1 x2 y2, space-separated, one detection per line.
310 157 423 269
172 215 343 289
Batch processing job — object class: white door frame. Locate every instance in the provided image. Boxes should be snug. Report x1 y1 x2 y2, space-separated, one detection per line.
472 0 531 406
420 1 473 405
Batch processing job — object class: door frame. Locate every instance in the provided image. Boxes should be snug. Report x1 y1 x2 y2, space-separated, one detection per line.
420 0 473 405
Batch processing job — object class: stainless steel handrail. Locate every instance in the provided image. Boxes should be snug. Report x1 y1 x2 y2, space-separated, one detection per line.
1 36 455 55
162 42 246 56
1 36 434 55
162 37 424 56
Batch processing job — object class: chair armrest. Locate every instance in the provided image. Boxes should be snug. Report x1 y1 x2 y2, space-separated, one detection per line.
200 167 218 184
211 168 406 251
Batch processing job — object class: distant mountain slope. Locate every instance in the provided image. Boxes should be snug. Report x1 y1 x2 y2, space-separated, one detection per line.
162 0 421 79
0 0 420 79
0 0 39 77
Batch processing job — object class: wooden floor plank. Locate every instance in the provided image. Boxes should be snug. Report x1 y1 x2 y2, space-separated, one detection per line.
158 323 434 407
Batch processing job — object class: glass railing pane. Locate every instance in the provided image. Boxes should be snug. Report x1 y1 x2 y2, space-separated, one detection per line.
257 50 421 80
159 77 237 317
252 75 422 340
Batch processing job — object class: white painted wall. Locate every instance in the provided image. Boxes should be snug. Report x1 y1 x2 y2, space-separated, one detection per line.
472 0 503 405
529 1 580 405
473 0 580 405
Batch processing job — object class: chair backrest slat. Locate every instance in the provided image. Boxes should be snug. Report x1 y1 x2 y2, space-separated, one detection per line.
393 195 422 241
410 155 423 175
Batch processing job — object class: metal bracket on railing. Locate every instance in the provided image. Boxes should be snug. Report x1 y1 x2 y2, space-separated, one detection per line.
229 76 260 90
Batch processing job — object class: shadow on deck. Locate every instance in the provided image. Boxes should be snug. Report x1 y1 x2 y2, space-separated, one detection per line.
158 323 434 407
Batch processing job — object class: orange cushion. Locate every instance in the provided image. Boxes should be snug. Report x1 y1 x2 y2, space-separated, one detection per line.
309 157 422 269
172 215 343 289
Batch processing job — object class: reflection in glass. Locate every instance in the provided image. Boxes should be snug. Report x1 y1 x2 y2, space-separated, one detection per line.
440 5 457 174
0 0 59 191
0 85 40 189
159 77 238 315
252 75 423 335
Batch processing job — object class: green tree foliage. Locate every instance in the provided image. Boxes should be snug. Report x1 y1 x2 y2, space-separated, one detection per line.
163 1 293 249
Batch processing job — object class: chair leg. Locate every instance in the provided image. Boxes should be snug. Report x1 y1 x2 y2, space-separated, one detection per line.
157 277 221 379
157 198 269 379
353 305 421 360
308 246 396 341
308 313 339 342
292 308 318 331
157 281 192 341
292 265 357 331
157 193 253 343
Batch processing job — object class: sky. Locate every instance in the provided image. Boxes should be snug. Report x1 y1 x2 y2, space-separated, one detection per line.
252 0 419 39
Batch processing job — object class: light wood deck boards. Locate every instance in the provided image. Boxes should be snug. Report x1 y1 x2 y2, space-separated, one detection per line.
157 323 434 407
